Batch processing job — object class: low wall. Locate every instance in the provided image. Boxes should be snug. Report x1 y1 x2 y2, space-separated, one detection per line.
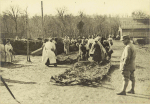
1 38 78 55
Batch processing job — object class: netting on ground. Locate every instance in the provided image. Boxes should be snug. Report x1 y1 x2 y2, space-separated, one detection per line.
56 51 78 64
51 60 111 85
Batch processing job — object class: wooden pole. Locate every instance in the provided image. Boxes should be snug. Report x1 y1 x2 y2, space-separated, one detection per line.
41 1 44 40
26 7 28 61
26 7 31 62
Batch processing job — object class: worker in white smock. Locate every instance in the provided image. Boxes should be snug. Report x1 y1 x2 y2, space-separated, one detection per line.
5 40 13 63
42 38 57 67
0 39 5 63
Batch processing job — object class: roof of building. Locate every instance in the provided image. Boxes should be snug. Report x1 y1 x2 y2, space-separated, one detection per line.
119 18 150 29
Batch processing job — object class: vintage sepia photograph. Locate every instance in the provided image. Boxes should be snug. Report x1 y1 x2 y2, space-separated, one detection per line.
0 0 150 104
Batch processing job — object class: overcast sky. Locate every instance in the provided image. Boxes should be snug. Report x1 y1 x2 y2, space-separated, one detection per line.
0 0 150 17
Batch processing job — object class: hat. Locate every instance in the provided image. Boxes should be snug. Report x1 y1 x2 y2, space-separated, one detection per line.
103 40 108 43
6 39 10 43
95 37 100 41
121 35 130 41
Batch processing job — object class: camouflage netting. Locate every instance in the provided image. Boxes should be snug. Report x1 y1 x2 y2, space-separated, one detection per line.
57 51 78 64
51 43 111 85
9 40 43 55
51 60 111 85
135 38 149 45
2 38 78 55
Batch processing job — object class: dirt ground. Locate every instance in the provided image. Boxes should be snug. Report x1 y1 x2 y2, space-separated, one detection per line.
0 40 150 104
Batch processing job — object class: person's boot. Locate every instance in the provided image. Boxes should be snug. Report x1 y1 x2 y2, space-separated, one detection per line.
117 91 126 95
127 80 135 94
45 64 49 67
45 63 49 67
117 79 129 95
127 89 135 94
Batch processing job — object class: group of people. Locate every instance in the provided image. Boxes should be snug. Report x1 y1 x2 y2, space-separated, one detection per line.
62 34 114 63
77 35 113 63
0 39 14 64
0 34 137 96
64 34 137 96
42 35 113 66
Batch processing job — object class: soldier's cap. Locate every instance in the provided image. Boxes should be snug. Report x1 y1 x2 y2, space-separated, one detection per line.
95 37 101 41
82 36 85 39
6 39 10 43
121 35 130 41
103 40 108 43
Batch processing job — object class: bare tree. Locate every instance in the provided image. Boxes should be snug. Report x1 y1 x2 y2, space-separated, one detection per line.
56 7 68 37
3 5 22 34
78 11 84 20
56 7 67 19
132 10 150 18
2 14 10 33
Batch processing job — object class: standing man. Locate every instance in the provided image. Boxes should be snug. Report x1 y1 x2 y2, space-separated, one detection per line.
117 35 136 95
78 39 87 61
63 36 70 54
107 35 113 46
0 39 5 64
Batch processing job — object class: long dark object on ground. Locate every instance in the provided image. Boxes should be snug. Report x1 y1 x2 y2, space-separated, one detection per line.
0 76 20 103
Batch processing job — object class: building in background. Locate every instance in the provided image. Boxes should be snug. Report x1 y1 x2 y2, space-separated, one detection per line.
118 18 150 40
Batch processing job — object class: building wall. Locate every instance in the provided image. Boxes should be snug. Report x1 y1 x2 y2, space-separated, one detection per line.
122 29 149 38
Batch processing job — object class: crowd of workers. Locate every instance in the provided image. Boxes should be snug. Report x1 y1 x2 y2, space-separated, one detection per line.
63 35 113 63
0 34 113 66
0 34 137 96
41 34 113 67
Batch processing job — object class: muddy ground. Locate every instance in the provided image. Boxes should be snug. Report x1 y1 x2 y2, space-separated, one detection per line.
0 40 150 104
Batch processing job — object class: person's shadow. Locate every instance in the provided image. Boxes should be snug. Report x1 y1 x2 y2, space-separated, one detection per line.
1 77 36 85
126 93 150 100
0 62 32 69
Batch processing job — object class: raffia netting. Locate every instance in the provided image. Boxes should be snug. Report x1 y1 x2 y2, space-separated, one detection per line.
51 60 111 85
56 51 78 64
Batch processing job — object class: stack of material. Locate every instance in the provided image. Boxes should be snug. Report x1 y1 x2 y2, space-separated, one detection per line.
57 51 78 64
51 60 111 85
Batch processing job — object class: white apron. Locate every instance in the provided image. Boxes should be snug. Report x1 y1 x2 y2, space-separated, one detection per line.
0 44 5 62
5 44 13 62
42 42 56 64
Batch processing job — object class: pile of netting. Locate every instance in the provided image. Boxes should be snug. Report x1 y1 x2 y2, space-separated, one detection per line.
56 51 78 64
50 60 111 85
